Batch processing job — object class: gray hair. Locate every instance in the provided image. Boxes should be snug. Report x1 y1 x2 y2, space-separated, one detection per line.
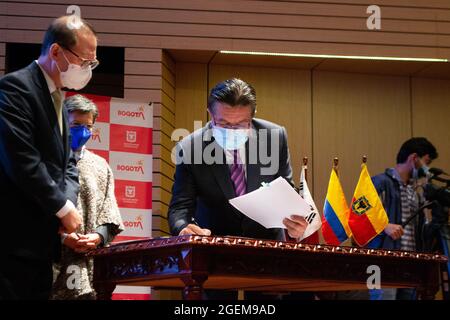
64 94 99 122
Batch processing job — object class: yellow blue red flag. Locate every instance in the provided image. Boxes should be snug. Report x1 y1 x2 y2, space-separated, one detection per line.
349 163 389 247
322 168 351 245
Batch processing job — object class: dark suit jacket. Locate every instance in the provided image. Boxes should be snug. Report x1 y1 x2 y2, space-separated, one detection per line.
0 62 79 262
168 118 294 241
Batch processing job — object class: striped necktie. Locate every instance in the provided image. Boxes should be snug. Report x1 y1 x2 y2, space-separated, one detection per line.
230 150 246 197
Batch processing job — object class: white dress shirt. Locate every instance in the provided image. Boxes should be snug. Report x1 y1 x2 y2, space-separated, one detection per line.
35 60 75 218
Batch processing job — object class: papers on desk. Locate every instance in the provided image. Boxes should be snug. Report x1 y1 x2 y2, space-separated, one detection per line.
229 177 315 229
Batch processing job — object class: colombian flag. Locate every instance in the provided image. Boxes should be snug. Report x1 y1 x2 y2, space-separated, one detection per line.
349 163 389 247
322 168 351 245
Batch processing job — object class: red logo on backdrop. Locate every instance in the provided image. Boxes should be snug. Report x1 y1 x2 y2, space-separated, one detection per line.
115 180 152 209
117 105 146 121
126 131 137 143
91 127 102 143
110 124 152 154
125 185 135 198
123 215 144 230
116 160 145 175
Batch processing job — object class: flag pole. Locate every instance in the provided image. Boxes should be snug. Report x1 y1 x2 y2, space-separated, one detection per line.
333 157 339 176
362 155 367 164
303 156 308 183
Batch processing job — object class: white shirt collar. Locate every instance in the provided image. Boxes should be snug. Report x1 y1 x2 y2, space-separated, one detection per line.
35 60 57 95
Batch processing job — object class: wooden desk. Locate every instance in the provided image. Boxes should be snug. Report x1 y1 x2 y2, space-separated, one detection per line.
91 235 447 300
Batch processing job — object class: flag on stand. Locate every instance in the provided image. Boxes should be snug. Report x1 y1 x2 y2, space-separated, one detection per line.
322 167 351 245
348 163 389 247
298 166 321 242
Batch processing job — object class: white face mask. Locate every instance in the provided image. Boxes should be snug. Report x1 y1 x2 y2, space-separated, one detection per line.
212 125 249 150
56 50 92 90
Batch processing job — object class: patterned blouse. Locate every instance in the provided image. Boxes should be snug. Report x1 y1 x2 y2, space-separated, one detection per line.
51 149 124 299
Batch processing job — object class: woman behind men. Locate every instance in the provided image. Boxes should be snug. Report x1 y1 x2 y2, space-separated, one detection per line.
52 94 124 299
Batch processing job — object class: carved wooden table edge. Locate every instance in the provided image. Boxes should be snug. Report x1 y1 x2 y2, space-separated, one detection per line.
90 235 447 300
90 235 448 262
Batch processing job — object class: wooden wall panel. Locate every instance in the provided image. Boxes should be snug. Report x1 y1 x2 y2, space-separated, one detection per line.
118 47 173 241
152 50 175 237
5 15 450 49
125 48 162 62
174 63 208 133
2 2 450 35
125 75 161 90
209 64 312 188
312 71 411 208
3 15 450 55
412 78 450 174
2 0 450 60
125 62 162 76
4 2 450 35
151 51 178 304
4 0 450 18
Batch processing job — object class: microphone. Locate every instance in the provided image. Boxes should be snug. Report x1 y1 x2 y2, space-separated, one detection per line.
430 175 450 184
429 168 448 176
401 201 435 228
428 167 450 185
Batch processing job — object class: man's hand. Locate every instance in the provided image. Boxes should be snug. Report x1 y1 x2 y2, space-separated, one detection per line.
63 233 86 252
283 215 308 240
76 233 102 251
63 233 102 253
384 223 404 240
60 208 82 233
179 224 211 236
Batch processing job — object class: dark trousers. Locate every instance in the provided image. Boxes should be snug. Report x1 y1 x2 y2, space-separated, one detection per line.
0 254 53 300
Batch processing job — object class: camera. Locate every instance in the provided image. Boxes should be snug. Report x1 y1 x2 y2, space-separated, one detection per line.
419 168 450 300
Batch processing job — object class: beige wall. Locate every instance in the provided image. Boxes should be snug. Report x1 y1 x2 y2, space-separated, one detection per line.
174 63 208 132
412 78 450 174
313 71 412 206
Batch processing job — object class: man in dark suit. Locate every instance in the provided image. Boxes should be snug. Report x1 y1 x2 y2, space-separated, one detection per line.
169 78 307 243
169 78 309 300
0 15 98 299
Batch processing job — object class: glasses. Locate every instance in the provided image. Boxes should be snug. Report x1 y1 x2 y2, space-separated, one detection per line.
213 120 251 129
61 46 100 70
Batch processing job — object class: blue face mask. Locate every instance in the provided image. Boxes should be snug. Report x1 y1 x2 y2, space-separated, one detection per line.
212 126 249 150
70 125 92 151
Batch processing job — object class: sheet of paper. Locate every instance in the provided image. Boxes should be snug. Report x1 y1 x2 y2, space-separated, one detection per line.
229 177 313 229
